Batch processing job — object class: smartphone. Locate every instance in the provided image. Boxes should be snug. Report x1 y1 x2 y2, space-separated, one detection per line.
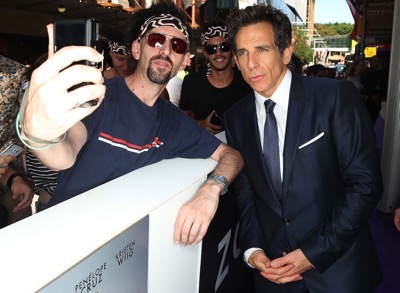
210 111 223 126
54 18 103 107
0 144 23 167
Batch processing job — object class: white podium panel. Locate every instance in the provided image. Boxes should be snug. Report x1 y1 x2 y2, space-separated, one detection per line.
40 216 149 292
0 157 217 293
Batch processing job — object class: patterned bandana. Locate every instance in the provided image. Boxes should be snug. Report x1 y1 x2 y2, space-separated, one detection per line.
108 41 132 55
137 14 190 45
200 25 228 46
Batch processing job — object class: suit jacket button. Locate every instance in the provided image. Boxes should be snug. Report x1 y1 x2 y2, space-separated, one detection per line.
286 246 291 252
284 218 290 225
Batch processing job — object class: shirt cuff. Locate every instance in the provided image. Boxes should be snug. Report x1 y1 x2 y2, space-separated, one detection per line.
243 247 263 268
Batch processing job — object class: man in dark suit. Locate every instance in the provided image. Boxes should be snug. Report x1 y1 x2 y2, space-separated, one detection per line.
224 5 383 293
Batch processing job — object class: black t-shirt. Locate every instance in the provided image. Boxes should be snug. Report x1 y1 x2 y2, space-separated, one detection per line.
179 67 252 120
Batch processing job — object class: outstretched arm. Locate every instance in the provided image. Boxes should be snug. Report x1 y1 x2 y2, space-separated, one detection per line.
173 143 244 245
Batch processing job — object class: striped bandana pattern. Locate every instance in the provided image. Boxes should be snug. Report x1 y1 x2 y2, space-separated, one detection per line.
108 41 132 55
137 14 190 45
200 26 228 46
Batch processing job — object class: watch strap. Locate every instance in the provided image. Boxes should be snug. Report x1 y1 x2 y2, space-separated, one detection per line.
7 172 25 190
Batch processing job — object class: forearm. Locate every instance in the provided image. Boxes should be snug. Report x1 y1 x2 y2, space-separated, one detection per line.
210 143 244 184
28 122 87 171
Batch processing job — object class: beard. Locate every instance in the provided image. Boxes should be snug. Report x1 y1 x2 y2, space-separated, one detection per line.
147 55 173 84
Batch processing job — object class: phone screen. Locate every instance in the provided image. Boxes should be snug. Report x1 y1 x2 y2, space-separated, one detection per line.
53 19 102 106
55 21 88 48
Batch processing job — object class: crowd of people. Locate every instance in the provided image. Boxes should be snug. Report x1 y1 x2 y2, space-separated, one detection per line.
1 1 399 292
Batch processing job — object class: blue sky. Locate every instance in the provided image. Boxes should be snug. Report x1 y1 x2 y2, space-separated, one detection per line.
314 0 354 23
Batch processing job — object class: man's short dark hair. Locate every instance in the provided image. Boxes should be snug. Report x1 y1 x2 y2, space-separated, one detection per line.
226 5 292 55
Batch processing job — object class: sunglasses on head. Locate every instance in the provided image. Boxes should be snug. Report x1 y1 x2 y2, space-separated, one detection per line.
145 32 188 55
204 42 231 55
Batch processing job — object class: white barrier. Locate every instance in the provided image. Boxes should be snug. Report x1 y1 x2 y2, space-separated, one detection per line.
0 157 217 292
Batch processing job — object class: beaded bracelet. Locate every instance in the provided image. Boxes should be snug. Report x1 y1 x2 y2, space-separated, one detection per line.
16 112 68 151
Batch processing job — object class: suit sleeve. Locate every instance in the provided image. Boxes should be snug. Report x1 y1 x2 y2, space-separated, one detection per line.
299 80 383 271
224 125 265 254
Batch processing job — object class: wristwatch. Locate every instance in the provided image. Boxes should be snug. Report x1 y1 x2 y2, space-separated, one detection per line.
206 174 229 195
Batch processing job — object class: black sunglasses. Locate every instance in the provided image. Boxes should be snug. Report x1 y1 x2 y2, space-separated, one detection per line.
204 42 231 55
145 33 187 55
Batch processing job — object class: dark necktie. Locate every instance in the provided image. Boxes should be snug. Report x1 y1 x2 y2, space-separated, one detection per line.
263 99 282 198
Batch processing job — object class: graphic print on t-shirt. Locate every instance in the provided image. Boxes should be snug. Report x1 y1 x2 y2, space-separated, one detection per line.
98 132 164 154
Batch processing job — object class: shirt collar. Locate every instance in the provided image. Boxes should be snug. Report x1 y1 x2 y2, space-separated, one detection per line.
254 69 292 111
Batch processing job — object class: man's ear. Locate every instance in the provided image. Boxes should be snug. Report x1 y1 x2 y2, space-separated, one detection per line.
131 40 140 60
234 54 241 71
283 45 293 65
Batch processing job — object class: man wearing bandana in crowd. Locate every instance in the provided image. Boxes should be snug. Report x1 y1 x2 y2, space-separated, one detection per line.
19 1 244 246
179 21 252 134
103 40 137 79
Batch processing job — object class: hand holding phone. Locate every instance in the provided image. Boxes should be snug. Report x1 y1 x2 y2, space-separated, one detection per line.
210 111 223 126
0 144 23 167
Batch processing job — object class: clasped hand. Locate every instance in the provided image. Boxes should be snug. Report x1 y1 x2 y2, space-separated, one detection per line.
23 24 106 142
249 249 313 284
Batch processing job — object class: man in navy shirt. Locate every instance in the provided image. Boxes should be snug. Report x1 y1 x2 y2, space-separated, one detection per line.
20 1 244 246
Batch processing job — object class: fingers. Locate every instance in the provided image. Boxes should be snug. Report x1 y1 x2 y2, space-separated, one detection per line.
174 185 219 246
54 63 104 93
47 24 54 57
206 111 215 121
173 207 208 246
12 190 33 212
260 271 303 284
0 155 14 166
32 46 103 86
13 196 31 212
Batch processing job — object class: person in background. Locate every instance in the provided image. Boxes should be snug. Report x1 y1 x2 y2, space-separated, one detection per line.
103 40 137 79
224 5 383 292
19 1 244 245
345 59 364 95
179 20 252 134
305 64 325 77
361 55 388 124
0 55 34 226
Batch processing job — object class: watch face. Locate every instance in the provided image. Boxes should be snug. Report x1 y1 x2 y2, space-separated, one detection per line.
215 175 227 184
207 174 228 195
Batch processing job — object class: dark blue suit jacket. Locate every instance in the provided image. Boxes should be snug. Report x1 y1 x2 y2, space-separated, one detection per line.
224 73 383 293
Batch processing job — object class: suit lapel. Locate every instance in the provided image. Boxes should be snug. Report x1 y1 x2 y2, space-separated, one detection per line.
244 94 265 174
282 74 306 203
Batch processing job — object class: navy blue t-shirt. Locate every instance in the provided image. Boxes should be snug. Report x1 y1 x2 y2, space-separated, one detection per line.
49 77 221 206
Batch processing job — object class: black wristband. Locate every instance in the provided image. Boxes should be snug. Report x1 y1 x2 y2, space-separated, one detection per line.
6 172 25 190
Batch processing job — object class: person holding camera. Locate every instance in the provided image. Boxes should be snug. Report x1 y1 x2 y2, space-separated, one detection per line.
0 55 35 227
19 1 244 246
179 21 252 134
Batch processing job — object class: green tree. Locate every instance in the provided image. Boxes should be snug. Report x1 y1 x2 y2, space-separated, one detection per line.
315 23 353 36
292 26 314 65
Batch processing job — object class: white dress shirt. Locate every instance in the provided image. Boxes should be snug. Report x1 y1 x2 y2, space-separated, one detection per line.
244 69 292 264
